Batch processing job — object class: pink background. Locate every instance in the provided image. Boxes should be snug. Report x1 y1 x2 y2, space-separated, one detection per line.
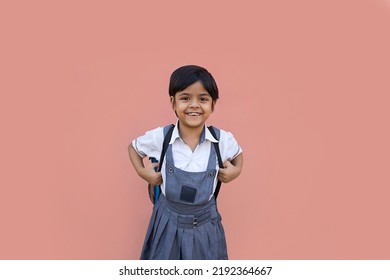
1 0 389 259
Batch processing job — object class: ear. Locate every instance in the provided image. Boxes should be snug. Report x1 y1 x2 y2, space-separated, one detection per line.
212 100 217 111
170 96 176 110
170 96 179 117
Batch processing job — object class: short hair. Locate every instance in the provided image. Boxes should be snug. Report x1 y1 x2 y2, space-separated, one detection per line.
169 65 219 101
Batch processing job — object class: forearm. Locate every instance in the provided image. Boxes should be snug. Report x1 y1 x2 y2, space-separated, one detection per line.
128 145 145 175
231 153 243 174
227 153 243 181
217 153 243 183
128 145 162 186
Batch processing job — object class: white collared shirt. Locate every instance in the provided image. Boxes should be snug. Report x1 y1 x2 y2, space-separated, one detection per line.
132 121 242 196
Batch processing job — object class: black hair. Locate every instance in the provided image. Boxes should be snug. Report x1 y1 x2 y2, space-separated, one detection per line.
169 65 219 101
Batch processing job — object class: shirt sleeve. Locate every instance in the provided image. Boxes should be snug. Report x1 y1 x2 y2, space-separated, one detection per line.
131 127 164 160
219 130 242 162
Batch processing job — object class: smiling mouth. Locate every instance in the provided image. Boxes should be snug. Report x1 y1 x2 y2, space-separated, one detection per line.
186 112 201 116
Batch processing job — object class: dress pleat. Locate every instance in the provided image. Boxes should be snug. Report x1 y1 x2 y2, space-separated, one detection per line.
140 195 228 260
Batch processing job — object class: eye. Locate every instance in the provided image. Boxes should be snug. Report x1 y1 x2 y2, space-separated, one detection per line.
180 96 190 101
200 97 210 102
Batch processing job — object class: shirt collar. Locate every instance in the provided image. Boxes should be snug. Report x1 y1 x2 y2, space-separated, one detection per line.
169 120 219 145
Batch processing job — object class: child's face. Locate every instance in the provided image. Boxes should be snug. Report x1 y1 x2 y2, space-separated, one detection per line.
171 81 215 130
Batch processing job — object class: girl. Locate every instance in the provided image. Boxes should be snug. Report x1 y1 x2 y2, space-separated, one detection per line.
128 65 243 260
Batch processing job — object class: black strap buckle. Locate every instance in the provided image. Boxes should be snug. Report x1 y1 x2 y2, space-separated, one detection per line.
193 217 198 228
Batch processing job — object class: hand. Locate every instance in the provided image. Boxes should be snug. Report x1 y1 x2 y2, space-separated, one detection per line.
138 162 163 186
217 160 241 183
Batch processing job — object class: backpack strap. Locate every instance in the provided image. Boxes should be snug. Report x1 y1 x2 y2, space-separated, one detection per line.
149 124 174 204
158 124 175 172
207 126 224 200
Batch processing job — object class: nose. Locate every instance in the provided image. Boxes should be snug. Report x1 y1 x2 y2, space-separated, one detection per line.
189 100 200 108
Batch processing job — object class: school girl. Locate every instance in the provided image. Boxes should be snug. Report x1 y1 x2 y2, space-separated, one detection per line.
129 65 243 260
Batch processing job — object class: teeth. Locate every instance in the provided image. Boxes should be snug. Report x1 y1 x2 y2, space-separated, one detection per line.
188 113 200 116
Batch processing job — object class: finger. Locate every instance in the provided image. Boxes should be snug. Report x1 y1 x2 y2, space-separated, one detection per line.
156 174 163 185
223 160 232 168
148 162 160 171
217 174 228 183
218 168 226 176
217 171 226 180
150 173 162 186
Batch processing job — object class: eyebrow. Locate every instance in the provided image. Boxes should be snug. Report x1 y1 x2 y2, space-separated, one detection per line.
178 92 211 96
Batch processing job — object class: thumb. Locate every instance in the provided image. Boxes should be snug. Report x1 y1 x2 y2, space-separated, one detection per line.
223 160 232 168
149 162 159 170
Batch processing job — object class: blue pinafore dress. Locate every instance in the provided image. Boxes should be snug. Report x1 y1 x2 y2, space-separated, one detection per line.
140 139 228 260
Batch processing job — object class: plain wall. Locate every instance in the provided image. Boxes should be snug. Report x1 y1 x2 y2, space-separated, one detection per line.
1 0 389 259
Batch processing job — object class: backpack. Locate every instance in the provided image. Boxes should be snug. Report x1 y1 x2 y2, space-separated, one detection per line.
148 124 224 204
